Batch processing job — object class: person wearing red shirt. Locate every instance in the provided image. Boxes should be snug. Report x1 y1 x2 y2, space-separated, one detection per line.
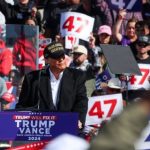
0 39 12 78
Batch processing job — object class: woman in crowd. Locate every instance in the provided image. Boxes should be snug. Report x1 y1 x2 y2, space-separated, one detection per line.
13 16 38 77
89 25 114 90
114 9 138 46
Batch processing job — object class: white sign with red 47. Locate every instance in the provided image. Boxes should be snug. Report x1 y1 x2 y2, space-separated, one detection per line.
65 35 79 49
128 64 150 90
60 12 94 41
85 94 123 126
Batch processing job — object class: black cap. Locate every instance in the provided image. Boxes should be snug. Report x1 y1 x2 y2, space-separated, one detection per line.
44 42 65 59
137 35 150 44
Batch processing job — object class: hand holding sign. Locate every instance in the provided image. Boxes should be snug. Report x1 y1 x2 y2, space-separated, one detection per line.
118 9 127 19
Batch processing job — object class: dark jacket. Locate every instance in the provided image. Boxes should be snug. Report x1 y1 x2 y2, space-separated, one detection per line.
16 67 88 125
0 0 41 24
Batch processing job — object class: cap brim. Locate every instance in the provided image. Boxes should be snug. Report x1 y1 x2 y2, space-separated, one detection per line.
108 85 121 89
71 52 84 54
50 51 65 59
98 32 111 36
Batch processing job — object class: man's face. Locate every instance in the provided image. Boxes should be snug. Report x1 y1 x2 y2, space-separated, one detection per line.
136 26 150 36
73 53 87 65
46 55 67 72
19 0 29 5
136 42 149 54
99 33 111 44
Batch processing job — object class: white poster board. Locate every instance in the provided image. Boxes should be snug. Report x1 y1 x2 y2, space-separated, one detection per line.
128 64 150 90
65 35 79 49
60 12 94 41
85 94 123 125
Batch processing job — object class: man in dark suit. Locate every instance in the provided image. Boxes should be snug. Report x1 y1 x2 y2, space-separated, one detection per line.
16 42 88 128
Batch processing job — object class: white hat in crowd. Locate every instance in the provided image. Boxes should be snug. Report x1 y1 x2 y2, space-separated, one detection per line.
44 134 89 150
107 78 122 89
72 45 88 55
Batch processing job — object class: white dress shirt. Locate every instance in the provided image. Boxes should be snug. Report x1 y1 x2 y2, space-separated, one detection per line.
49 69 63 107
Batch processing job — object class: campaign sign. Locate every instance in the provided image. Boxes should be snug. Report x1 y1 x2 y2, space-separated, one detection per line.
107 0 142 12
95 69 111 89
85 94 123 125
60 12 94 41
128 64 150 90
39 38 52 48
135 121 150 150
38 50 45 69
0 112 78 141
65 35 79 49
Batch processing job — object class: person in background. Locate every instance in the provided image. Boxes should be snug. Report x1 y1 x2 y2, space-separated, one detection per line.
135 35 150 64
94 0 113 27
0 39 12 79
70 45 92 77
16 42 88 129
43 0 81 40
89 25 114 90
130 20 150 57
70 45 95 97
120 35 150 102
114 9 138 46
135 20 150 36
12 16 38 77
89 25 113 67
77 0 108 34
0 0 41 25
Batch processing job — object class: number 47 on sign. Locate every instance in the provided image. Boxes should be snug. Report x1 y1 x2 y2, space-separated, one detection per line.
85 94 123 126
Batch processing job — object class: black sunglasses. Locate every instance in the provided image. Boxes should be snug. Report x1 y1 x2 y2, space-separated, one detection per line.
137 42 149 48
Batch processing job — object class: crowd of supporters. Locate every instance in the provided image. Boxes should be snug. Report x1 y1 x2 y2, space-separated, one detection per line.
0 0 150 149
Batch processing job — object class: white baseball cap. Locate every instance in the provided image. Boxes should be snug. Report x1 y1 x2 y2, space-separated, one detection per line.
72 45 88 55
108 78 122 89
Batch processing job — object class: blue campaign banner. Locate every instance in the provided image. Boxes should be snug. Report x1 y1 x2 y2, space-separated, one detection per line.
106 0 142 12
0 112 78 141
95 69 111 89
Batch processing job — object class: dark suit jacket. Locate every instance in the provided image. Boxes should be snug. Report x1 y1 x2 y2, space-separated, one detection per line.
16 67 88 124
